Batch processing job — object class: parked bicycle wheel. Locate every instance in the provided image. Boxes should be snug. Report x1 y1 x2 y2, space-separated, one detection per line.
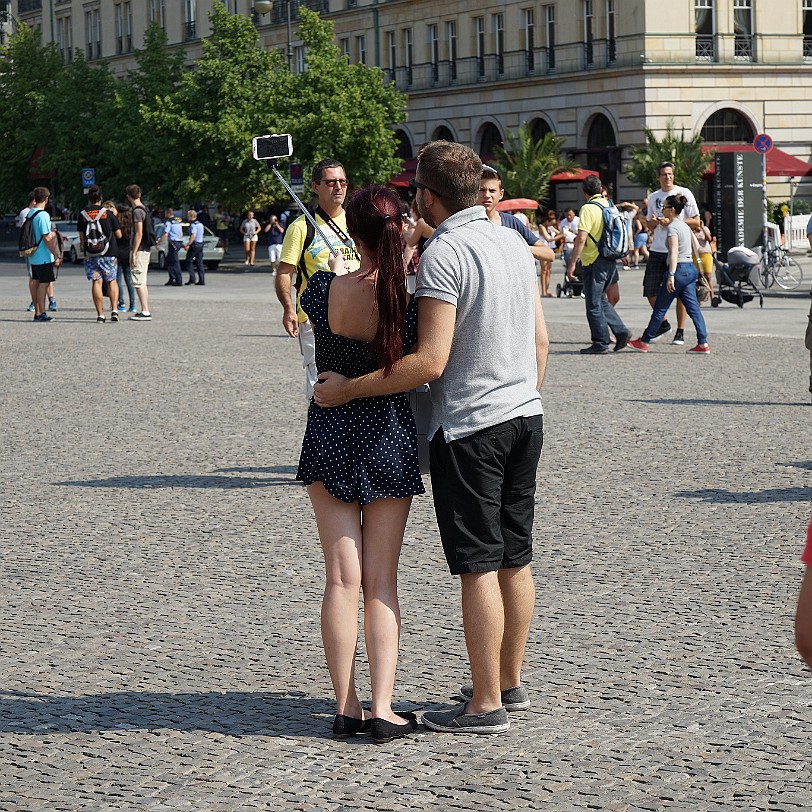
759 263 775 289
774 252 803 290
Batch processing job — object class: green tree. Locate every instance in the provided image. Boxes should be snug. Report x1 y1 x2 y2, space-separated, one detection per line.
492 124 576 203
0 25 62 210
286 8 406 187
106 23 187 202
626 120 712 192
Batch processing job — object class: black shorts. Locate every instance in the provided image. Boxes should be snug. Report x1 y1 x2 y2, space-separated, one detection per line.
31 262 56 284
429 414 544 575
643 251 667 297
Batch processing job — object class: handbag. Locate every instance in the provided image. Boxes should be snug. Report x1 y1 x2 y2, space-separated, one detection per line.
696 269 711 302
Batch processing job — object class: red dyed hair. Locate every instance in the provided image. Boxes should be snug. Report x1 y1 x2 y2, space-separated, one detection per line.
345 186 406 375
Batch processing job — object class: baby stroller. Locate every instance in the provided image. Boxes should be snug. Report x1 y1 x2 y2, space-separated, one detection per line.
556 260 584 298
711 246 763 309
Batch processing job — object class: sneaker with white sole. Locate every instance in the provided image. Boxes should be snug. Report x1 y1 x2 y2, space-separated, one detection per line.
671 328 685 345
422 703 510 734
687 344 710 354
456 684 530 711
649 320 671 343
130 312 152 321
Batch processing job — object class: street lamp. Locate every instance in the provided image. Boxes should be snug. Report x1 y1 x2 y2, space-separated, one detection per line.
253 0 293 71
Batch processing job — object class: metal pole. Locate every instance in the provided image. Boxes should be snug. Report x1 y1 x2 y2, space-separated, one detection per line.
762 152 768 254
286 0 292 70
269 161 339 258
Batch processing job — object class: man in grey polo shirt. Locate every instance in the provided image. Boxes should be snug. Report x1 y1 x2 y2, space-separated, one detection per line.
314 140 549 736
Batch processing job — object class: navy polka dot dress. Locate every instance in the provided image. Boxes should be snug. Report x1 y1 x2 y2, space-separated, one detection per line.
296 271 425 505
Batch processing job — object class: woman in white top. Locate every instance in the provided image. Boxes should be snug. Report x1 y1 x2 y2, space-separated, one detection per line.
629 195 709 354
240 210 260 266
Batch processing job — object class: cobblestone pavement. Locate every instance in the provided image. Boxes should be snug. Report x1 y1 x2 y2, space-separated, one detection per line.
1 265 810 811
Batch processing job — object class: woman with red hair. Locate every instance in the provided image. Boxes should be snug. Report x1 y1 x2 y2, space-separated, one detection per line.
297 186 423 743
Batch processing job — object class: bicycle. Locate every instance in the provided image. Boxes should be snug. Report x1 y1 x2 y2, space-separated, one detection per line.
760 244 804 290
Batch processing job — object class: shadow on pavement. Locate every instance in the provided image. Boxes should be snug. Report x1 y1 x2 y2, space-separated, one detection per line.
630 397 809 407
0 689 336 738
675 487 812 504
54 472 299 489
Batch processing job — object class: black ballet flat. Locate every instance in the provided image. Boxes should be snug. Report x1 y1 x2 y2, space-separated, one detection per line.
370 712 418 744
332 714 371 738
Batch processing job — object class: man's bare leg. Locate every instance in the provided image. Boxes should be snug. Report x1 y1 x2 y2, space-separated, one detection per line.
497 564 535 689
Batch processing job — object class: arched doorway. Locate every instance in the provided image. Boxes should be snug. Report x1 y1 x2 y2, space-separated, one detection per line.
394 129 413 160
586 114 618 195
700 108 755 143
478 122 503 159
530 118 552 142
431 125 455 142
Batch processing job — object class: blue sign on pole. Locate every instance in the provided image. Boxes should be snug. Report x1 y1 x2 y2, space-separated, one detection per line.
753 134 773 154
81 168 95 188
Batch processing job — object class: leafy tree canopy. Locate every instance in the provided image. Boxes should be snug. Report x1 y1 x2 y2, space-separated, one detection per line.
492 123 576 204
626 120 713 192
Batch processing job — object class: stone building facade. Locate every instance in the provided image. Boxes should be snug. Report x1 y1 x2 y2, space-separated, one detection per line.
12 0 812 203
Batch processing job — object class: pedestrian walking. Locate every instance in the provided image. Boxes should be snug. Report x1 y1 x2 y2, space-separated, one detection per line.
263 213 284 275
77 185 121 323
25 187 62 322
240 210 260 267
184 210 205 285
629 195 710 354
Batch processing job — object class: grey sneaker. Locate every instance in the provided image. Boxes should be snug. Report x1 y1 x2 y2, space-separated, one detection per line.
456 684 530 711
422 703 510 734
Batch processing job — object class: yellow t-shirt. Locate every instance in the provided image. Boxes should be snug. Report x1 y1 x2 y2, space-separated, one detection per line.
279 210 360 322
577 195 607 267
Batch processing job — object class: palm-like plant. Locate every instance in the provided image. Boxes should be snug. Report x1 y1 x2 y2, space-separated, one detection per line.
626 120 713 193
492 123 577 203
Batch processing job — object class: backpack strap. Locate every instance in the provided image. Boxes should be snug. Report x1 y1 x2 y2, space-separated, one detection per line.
294 216 316 292
585 200 605 247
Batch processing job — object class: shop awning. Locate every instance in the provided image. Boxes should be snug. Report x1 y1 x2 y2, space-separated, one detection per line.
702 144 812 177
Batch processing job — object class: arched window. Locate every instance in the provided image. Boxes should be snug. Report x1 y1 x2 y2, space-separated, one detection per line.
394 129 413 160
431 125 455 142
587 114 616 150
530 118 552 142
478 122 503 157
700 109 754 143
585 114 618 191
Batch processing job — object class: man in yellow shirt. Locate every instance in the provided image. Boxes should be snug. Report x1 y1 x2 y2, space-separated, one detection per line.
274 159 360 397
566 175 630 354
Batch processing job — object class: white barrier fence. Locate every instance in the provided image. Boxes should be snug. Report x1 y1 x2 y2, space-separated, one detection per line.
784 213 811 250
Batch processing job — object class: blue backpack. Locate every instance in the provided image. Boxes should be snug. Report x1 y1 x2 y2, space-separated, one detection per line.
587 199 629 260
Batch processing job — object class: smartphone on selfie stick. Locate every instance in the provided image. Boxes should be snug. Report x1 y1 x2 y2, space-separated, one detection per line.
252 134 339 259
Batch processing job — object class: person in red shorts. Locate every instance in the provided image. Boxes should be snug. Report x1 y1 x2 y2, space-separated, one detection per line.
794 517 812 668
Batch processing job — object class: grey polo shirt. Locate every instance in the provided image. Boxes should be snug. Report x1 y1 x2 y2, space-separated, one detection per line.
416 205 543 442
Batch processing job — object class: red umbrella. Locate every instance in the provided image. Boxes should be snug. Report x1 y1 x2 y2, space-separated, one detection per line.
495 198 539 211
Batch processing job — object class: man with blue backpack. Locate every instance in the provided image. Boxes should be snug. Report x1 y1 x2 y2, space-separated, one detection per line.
566 175 631 354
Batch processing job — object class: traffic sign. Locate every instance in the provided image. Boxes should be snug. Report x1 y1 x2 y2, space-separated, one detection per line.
753 134 774 154
81 167 95 188
289 162 304 193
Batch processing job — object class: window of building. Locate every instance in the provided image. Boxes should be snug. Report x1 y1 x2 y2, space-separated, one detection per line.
85 9 101 60
700 109 754 143
386 30 396 74
733 0 753 61
427 23 438 81
115 2 132 54
356 35 366 64
184 0 197 41
56 15 72 63
149 0 166 30
804 0 812 61
607 0 616 63
493 13 504 74
340 37 350 58
394 129 413 160
530 118 552 142
446 21 457 81
583 0 594 66
404 28 413 86
695 0 715 61
524 8 535 72
432 125 455 142
475 16 485 78
294 45 306 74
545 5 556 71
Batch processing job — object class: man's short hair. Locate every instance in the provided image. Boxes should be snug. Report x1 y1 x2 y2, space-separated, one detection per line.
32 187 50 204
188 210 197 220
564 208 575 215
582 175 602 196
481 164 502 186
87 185 102 204
125 184 141 199
311 158 344 185
416 140 482 213
657 161 674 174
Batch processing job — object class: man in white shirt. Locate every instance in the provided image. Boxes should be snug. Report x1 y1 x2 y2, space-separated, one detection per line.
558 208 579 266
644 162 700 345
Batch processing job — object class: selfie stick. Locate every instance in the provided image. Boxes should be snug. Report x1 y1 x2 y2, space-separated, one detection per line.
268 160 339 259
